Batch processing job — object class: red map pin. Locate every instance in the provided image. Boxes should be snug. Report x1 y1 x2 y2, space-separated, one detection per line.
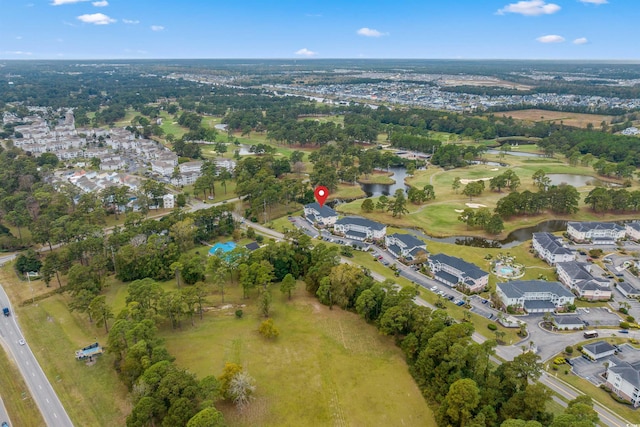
314 186 329 207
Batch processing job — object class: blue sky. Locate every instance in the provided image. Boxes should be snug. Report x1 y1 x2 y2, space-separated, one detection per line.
0 0 635 60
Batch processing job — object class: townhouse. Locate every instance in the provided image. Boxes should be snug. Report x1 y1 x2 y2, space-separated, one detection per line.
555 261 611 301
532 232 575 265
567 221 625 244
303 202 338 227
333 216 386 241
385 233 428 263
428 253 489 293
496 280 575 313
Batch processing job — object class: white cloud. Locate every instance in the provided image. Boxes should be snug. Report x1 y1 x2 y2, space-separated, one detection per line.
3 51 32 55
51 0 89 5
295 48 317 57
573 37 588 44
77 13 116 25
92 0 109 7
579 0 607 4
537 34 565 43
15 36 23 40
497 0 561 16
123 19 140 24
356 27 388 37
150 25 165 31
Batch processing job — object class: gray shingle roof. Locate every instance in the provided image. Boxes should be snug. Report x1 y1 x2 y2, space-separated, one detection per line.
429 253 488 280
523 300 557 310
568 221 625 232
305 202 337 218
617 281 640 295
609 357 640 390
533 232 573 256
498 280 574 299
583 341 615 355
627 222 640 232
553 316 583 325
388 233 425 249
336 216 386 231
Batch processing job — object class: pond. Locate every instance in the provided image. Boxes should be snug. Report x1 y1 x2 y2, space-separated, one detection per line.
486 149 545 158
360 166 410 197
405 219 570 249
547 174 621 188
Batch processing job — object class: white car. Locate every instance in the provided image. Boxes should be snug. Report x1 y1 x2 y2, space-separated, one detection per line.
430 286 437 291
18 339 25 346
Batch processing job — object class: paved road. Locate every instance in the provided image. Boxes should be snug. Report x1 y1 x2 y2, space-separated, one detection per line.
0 286 73 427
0 396 11 427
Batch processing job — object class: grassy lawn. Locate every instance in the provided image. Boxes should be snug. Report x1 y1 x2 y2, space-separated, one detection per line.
331 183 365 200
16 294 130 426
358 171 394 185
161 284 435 426
0 344 45 426
545 367 640 424
159 111 189 139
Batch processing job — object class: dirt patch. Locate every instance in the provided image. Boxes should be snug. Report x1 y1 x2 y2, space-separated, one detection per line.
459 177 491 185
466 203 487 209
498 109 613 128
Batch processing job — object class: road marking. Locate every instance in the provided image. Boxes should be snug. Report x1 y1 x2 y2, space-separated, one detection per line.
38 385 42 390
32 372 35 377
54 413 57 418
46 398 49 403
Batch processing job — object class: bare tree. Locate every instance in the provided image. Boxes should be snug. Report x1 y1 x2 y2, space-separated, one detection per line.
229 371 256 409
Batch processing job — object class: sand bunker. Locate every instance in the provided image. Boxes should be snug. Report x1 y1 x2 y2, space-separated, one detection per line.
465 203 487 209
454 209 464 213
491 168 499 171
459 177 492 185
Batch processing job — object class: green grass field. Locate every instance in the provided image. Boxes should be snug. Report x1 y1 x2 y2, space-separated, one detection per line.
161 284 435 426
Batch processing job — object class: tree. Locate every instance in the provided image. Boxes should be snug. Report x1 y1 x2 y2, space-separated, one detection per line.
423 184 436 201
388 189 409 217
452 176 462 193
228 371 256 409
259 285 272 317
486 214 504 235
437 378 480 427
532 169 551 191
16 249 41 275
186 408 225 427
88 295 114 333
361 198 374 213
218 362 243 399
280 273 296 300
169 218 196 252
463 181 484 200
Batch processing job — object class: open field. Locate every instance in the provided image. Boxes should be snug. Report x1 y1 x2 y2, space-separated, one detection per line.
358 170 394 185
497 109 614 128
159 111 189 139
0 264 130 426
161 284 435 426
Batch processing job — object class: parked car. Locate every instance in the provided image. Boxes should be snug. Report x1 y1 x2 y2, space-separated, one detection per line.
430 286 437 291
619 330 630 334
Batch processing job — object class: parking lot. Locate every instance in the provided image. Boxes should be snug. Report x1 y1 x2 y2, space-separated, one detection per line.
576 307 622 327
571 343 639 386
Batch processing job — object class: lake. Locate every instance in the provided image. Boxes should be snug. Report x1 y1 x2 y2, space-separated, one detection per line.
547 174 621 188
360 167 410 197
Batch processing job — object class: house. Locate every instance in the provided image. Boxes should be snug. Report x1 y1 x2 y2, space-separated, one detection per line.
617 281 640 298
428 253 489 293
303 202 339 227
582 341 616 361
496 280 575 313
151 160 176 177
555 261 611 301
532 232 575 265
179 160 203 174
552 315 584 330
333 216 386 241
567 222 625 244
626 222 640 241
385 233 427 262
162 194 175 209
245 242 260 251
605 357 640 407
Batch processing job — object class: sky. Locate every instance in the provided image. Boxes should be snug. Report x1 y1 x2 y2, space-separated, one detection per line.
0 0 636 60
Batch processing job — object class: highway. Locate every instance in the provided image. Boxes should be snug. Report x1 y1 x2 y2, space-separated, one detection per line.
0 396 11 427
0 261 73 427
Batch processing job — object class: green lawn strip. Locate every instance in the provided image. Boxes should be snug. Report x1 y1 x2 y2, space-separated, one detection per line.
0 343 45 426
544 367 640 424
18 296 130 426
331 183 366 200
161 285 435 427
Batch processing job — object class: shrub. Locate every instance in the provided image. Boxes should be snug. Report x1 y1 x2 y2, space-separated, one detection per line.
487 324 498 331
258 319 280 339
235 309 243 319
620 307 629 314
565 346 573 354
620 321 630 330
551 364 558 371
553 357 566 365
577 345 583 352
